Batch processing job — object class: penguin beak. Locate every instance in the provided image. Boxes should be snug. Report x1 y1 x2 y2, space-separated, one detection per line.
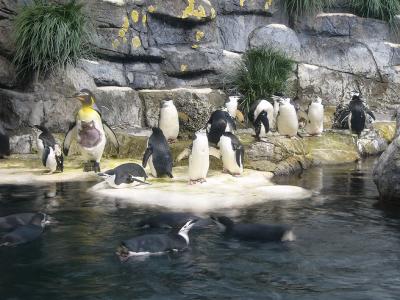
98 173 107 179
73 91 89 102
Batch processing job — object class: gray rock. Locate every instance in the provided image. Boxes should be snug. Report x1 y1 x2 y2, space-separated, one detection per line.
248 24 301 59
125 62 166 89
0 55 16 87
10 134 34 154
215 0 276 15
79 59 127 87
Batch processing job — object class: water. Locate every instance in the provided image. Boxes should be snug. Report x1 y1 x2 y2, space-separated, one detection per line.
1 159 400 300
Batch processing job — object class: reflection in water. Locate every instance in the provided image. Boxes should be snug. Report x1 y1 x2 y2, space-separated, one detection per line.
1 158 400 299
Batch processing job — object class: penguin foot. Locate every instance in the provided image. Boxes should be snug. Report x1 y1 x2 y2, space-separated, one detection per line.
83 161 100 172
94 162 101 173
189 178 206 185
168 139 177 144
43 170 55 175
222 169 229 174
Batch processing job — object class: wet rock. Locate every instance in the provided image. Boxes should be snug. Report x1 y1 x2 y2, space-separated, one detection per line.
0 55 16 88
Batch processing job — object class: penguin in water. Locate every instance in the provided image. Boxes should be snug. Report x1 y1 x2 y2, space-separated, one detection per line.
248 100 275 139
218 132 244 176
206 109 236 145
348 92 375 136
274 96 299 137
33 125 63 173
136 212 211 229
305 97 324 136
211 216 295 242
63 89 119 172
143 127 173 178
0 212 46 230
0 124 10 159
158 99 179 143
98 163 149 189
116 219 197 260
0 213 48 246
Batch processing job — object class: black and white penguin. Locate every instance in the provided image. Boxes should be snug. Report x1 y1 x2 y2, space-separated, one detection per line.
211 216 295 242
248 100 275 139
275 96 299 137
305 97 324 136
0 212 47 230
143 127 173 178
0 124 10 159
348 92 375 136
63 89 119 173
136 212 200 229
116 219 197 260
206 109 236 145
0 213 48 246
98 163 149 189
225 96 239 119
158 99 179 143
33 125 63 173
218 132 244 176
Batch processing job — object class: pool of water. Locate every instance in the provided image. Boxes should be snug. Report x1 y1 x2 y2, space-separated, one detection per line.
1 158 400 300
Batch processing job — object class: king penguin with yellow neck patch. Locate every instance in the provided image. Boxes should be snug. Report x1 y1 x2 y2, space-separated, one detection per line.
63 89 119 172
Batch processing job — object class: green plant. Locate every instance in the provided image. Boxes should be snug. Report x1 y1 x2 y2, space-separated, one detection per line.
228 47 294 114
349 0 400 24
13 0 90 77
282 0 331 20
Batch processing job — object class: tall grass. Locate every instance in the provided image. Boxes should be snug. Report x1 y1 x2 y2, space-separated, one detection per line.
228 48 294 114
349 0 400 25
13 0 90 77
283 0 330 19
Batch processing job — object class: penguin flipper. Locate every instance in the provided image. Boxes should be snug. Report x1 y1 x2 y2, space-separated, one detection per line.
176 148 190 163
142 147 153 168
42 146 50 167
128 175 151 185
235 146 244 168
63 122 77 156
103 121 120 154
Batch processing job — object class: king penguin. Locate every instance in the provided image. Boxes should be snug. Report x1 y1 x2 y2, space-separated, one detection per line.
98 163 149 189
305 97 324 136
158 99 179 143
0 124 10 159
63 89 119 172
143 127 173 178
218 132 244 176
275 96 299 137
206 109 236 145
248 100 275 139
33 125 63 173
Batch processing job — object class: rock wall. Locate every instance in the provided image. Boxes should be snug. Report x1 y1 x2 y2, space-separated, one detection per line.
1 0 399 136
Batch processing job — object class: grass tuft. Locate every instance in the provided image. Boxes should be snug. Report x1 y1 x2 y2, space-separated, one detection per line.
283 0 330 19
349 0 400 25
13 0 91 77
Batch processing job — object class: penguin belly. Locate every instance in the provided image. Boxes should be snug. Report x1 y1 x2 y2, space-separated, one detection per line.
78 121 106 162
255 100 275 130
36 138 44 158
219 138 242 175
159 106 179 141
259 124 267 138
189 152 209 181
277 106 298 137
45 148 57 172
148 155 158 177
306 104 324 135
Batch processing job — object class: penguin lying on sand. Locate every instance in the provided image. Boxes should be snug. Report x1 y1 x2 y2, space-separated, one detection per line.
63 89 119 173
248 100 275 139
33 125 63 173
0 213 48 246
211 216 295 242
98 163 149 189
143 128 173 178
218 132 244 176
0 212 48 230
116 219 197 260
0 124 10 159
158 99 179 143
274 96 299 138
206 109 236 145
305 97 324 136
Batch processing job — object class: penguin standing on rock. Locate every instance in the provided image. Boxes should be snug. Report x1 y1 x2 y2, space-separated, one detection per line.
348 92 375 136
305 97 324 136
206 109 236 145
158 100 179 143
0 124 10 159
143 128 173 178
98 163 149 189
275 96 299 138
248 100 275 139
33 125 63 173
218 132 244 176
63 89 119 173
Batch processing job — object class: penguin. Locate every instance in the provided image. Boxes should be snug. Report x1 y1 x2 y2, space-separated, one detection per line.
142 127 173 178
248 100 275 139
33 125 63 173
0 212 45 230
98 163 149 189
0 213 48 246
225 96 239 119
218 132 244 176
211 216 295 242
63 89 119 173
348 92 375 136
305 97 324 136
116 219 197 260
206 109 236 145
175 132 210 184
137 212 208 229
275 96 299 137
0 124 10 159
158 99 179 143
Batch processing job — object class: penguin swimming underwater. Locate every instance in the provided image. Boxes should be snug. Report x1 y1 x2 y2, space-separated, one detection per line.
143 127 173 178
218 132 244 176
0 212 47 230
305 97 324 136
158 99 179 143
98 163 149 189
0 213 48 246
63 89 119 173
275 96 299 137
116 219 197 260
0 124 10 159
211 216 295 242
206 109 236 145
248 100 275 139
33 125 63 173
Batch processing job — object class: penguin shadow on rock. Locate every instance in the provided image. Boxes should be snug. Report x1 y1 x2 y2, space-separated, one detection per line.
63 89 120 173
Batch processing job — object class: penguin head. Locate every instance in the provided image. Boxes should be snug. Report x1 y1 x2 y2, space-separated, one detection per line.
226 96 240 106
210 215 234 232
312 97 322 104
178 219 198 234
160 99 174 108
151 127 165 137
98 169 116 182
74 89 96 107
350 90 361 101
31 213 48 228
